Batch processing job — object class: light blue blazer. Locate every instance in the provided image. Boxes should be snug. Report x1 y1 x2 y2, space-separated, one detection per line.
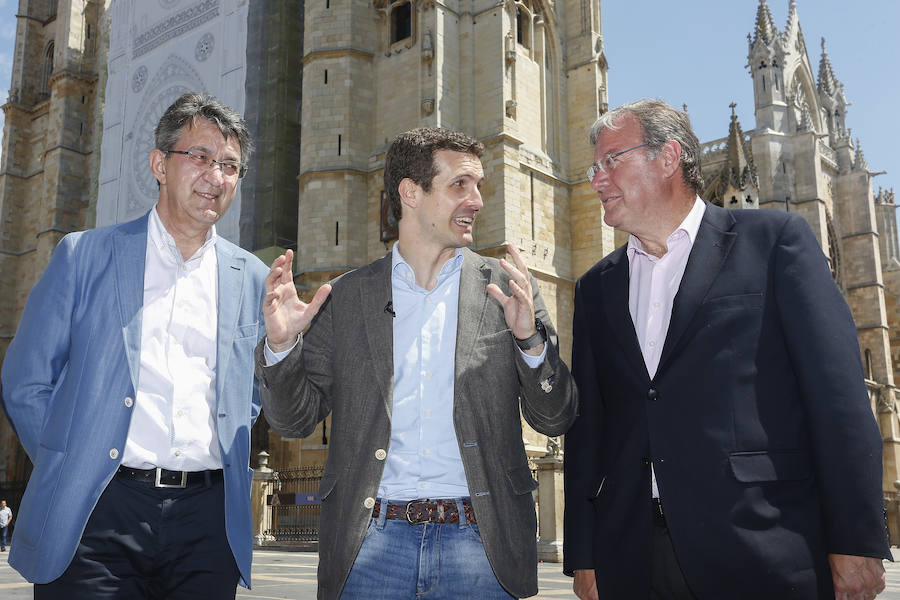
1 213 268 586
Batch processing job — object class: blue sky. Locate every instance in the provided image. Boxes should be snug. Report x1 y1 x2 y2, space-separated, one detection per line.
0 1 894 200
603 0 898 200
0 0 14 119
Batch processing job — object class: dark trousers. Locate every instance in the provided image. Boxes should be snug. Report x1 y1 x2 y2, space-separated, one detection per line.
0 524 8 549
35 472 240 600
650 500 698 600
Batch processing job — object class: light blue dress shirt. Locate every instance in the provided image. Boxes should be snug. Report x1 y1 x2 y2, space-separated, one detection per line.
266 245 546 501
379 245 546 500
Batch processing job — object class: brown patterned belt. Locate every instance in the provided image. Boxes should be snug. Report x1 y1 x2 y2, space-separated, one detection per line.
372 498 477 525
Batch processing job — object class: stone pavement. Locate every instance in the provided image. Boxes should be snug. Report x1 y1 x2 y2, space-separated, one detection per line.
3 547 900 598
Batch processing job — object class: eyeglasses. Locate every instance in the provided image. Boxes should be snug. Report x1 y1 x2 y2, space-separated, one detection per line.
162 149 246 178
586 142 651 181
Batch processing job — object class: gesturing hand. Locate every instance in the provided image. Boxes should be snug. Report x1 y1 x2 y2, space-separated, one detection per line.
263 249 332 352
486 243 542 354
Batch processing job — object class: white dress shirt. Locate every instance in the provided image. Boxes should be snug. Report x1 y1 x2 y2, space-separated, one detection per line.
121 206 222 471
627 197 706 497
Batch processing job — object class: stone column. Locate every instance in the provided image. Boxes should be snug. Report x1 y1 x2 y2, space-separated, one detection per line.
535 454 565 562
252 451 276 546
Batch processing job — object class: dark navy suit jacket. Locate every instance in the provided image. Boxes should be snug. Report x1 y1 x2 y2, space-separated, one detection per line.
564 202 890 599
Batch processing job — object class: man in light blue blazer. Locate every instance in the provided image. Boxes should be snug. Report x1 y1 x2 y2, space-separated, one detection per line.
1 93 268 599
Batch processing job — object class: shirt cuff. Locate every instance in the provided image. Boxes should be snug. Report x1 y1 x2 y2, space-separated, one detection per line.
264 335 300 366
518 341 547 369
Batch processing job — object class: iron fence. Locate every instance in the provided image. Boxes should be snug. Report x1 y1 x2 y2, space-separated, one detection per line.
265 466 324 543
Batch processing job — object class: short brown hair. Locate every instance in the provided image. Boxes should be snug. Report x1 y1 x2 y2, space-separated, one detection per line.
384 128 484 222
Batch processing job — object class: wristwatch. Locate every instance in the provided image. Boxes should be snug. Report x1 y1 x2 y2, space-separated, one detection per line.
515 317 547 350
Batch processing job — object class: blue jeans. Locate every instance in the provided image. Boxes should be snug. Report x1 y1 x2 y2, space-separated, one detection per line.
340 498 514 599
0 525 7 549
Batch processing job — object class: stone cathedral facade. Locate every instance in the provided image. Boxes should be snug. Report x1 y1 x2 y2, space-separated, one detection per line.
699 0 900 539
0 0 610 502
1 0 899 541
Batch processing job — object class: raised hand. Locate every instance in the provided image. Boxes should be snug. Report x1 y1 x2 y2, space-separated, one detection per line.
263 249 332 352
486 243 542 354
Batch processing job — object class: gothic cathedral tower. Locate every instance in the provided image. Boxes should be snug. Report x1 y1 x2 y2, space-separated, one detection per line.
278 0 608 468
0 0 107 482
701 0 900 540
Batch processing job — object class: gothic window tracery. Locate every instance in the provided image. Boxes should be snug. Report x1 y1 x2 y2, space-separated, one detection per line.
516 7 530 49
512 0 540 56
39 40 54 102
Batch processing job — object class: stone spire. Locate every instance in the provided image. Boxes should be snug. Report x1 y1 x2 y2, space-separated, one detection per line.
817 37 839 97
752 0 778 46
704 104 760 208
724 103 753 179
783 0 799 38
854 138 868 171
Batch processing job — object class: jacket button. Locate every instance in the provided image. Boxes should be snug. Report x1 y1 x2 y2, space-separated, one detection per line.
647 388 659 401
124 397 134 407
109 448 119 459
375 449 387 460
363 497 375 509
641 458 650 467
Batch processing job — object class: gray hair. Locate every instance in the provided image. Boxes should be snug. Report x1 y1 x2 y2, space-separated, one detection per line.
155 92 253 174
589 99 704 195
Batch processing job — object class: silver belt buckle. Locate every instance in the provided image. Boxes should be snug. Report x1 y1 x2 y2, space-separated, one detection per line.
154 467 188 488
405 500 432 525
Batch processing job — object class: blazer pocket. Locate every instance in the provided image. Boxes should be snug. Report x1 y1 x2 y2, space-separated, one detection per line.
506 464 539 495
703 292 763 313
235 322 259 340
15 444 66 549
729 450 811 483
475 329 513 350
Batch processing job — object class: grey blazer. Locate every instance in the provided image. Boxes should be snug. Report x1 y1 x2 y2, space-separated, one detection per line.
255 248 577 599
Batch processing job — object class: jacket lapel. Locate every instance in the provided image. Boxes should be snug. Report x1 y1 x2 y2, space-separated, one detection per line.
657 203 736 374
215 240 245 404
600 246 650 382
455 248 491 377
113 214 149 391
360 254 395 418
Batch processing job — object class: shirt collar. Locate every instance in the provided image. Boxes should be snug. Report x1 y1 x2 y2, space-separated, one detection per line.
391 243 464 289
148 205 217 264
627 196 706 257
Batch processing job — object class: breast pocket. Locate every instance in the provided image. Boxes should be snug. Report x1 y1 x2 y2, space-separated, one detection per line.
729 450 811 483
475 330 513 350
234 322 259 340
702 292 763 314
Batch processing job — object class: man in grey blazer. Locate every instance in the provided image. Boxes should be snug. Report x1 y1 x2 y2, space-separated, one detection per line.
2 93 267 598
256 128 577 599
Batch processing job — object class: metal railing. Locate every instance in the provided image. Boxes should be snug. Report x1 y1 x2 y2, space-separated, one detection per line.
265 466 324 543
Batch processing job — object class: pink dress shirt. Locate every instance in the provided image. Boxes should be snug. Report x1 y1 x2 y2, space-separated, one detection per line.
627 197 706 497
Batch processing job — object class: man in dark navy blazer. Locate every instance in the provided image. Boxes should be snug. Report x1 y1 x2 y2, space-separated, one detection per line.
563 99 890 600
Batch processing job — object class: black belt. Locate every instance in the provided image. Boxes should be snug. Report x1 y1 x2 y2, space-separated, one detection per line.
116 466 223 489
652 497 666 526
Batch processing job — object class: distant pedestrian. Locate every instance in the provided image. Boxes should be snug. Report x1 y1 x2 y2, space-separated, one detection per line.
0 500 12 551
